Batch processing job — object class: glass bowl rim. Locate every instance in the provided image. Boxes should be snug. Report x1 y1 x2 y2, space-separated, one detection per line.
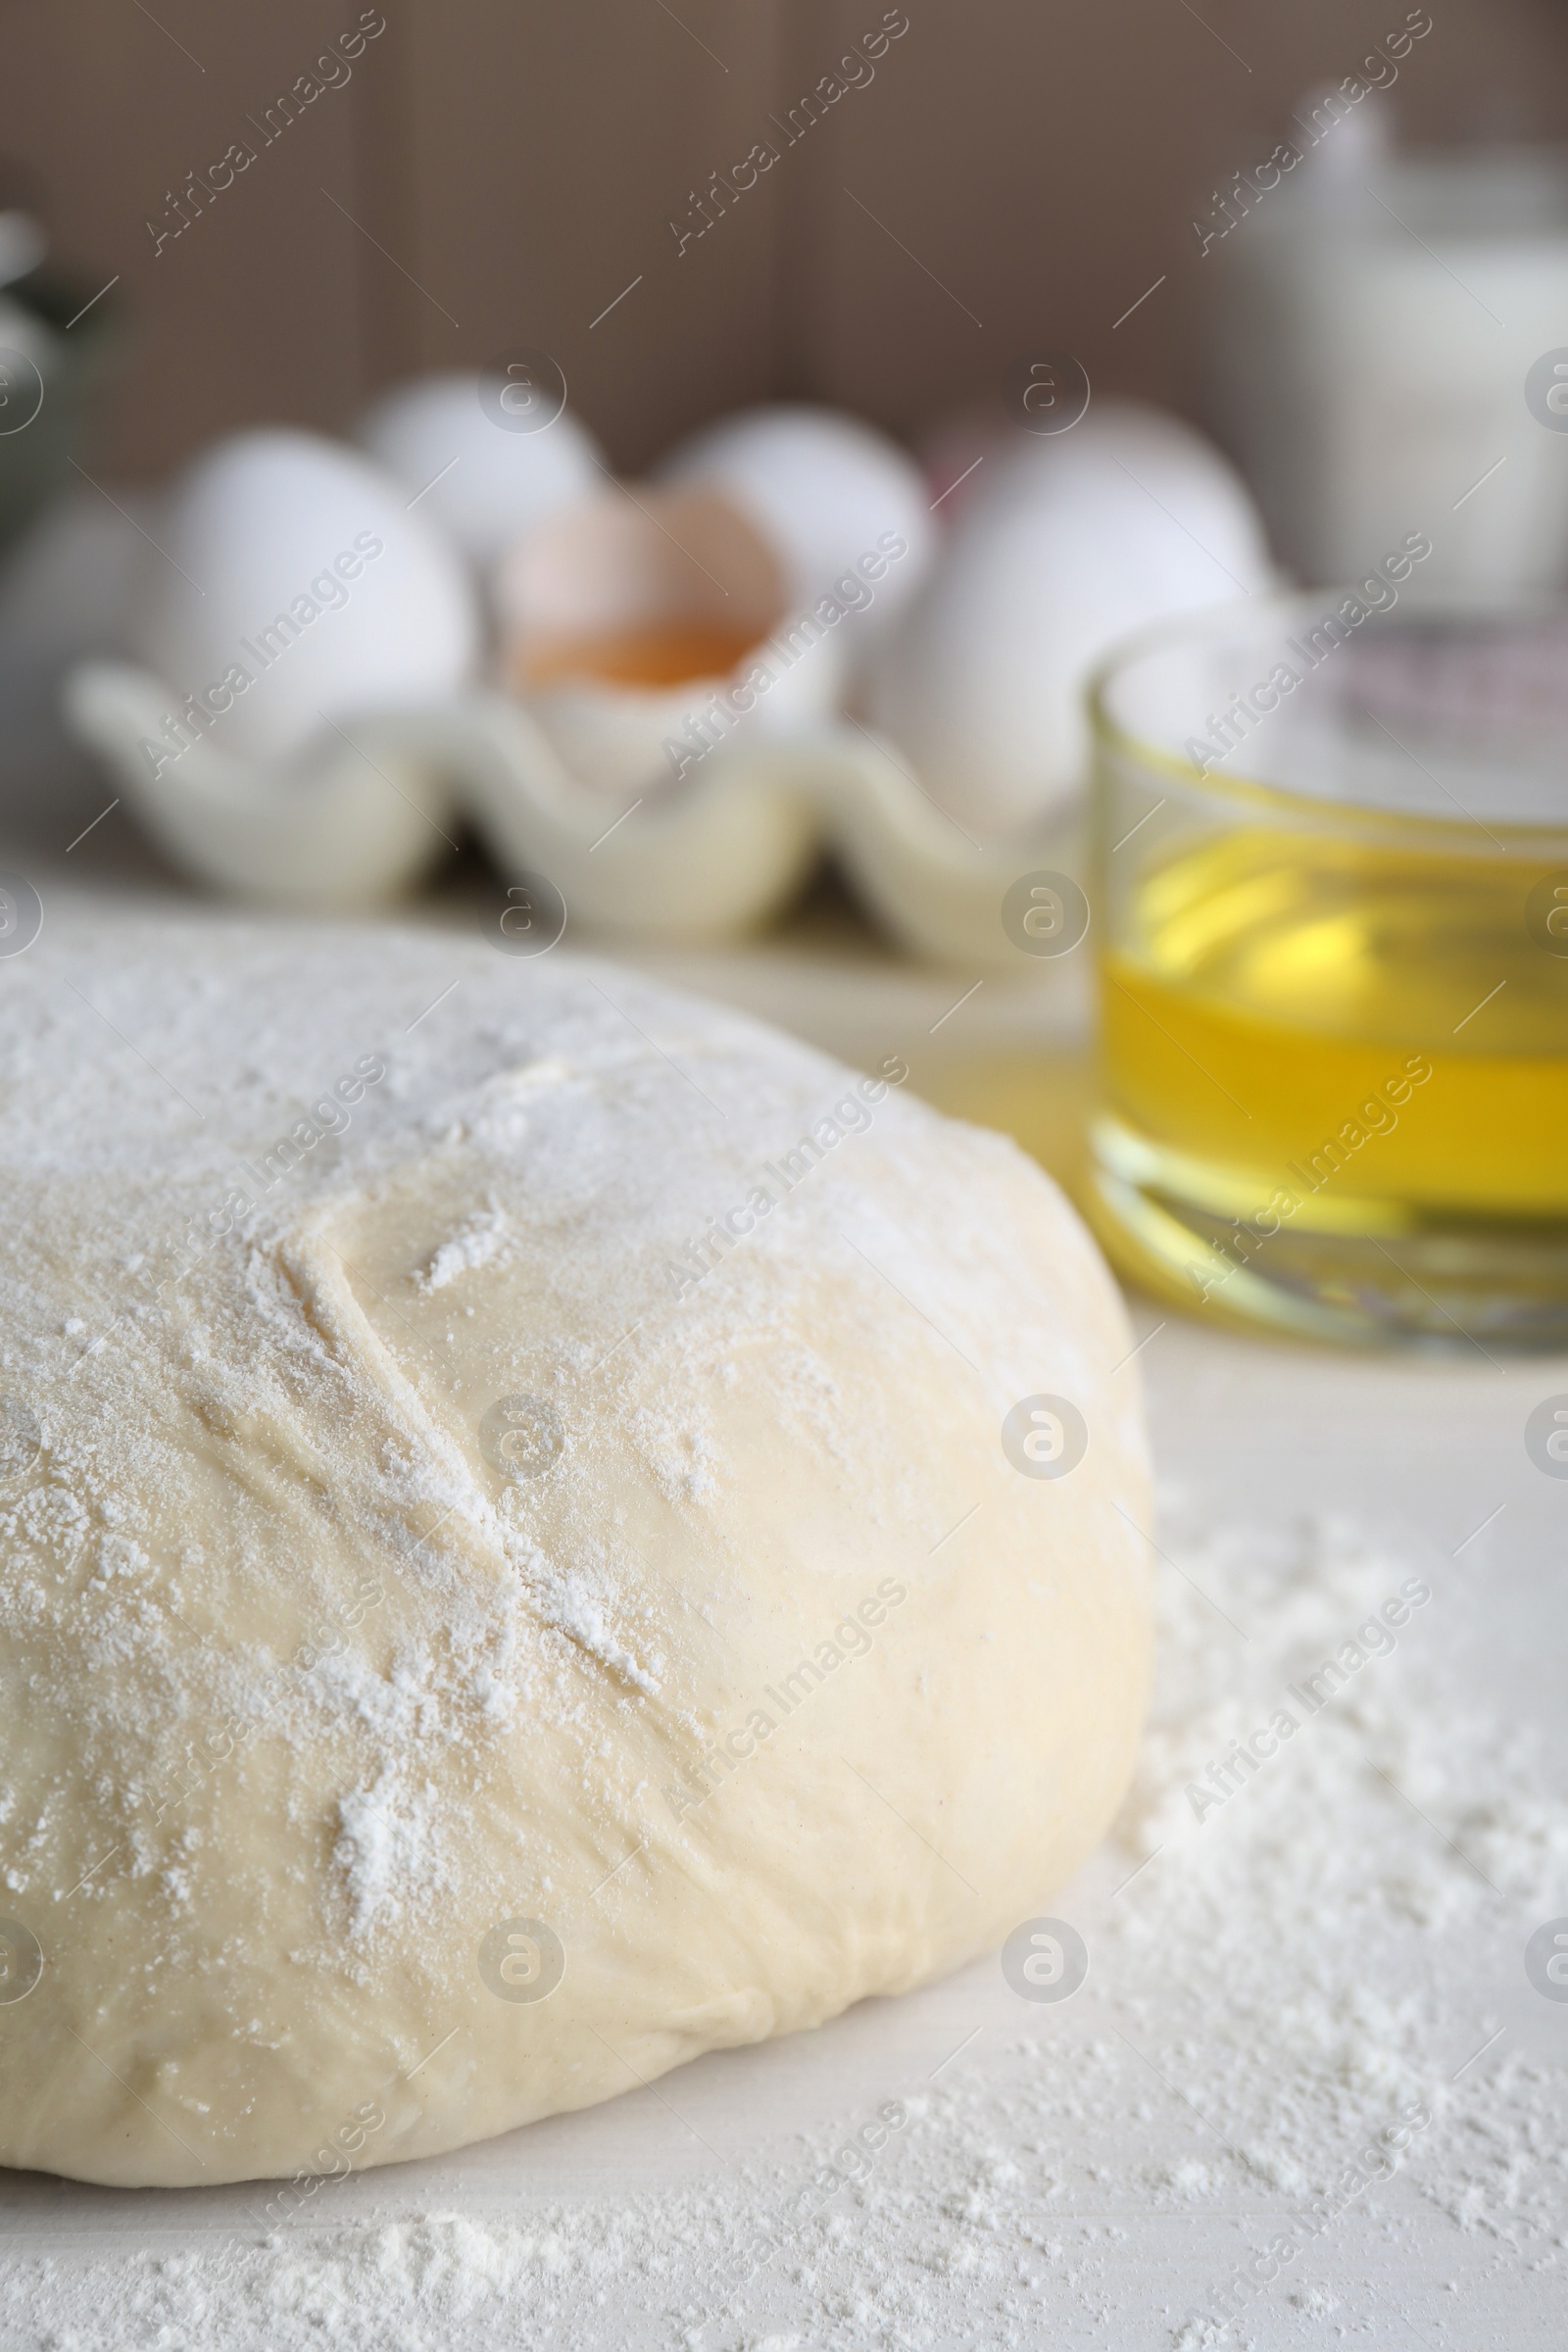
1086 588 1568 849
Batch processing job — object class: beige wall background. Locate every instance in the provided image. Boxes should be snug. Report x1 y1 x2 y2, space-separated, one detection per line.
4 0 1568 479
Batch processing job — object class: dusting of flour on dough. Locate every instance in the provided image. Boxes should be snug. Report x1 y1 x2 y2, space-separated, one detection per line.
414 1201 510 1293
332 1773 455 1937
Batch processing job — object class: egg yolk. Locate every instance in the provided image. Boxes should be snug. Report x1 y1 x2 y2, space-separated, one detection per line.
520 622 761 691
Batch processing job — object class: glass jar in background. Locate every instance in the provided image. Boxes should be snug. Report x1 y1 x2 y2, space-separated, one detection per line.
1087 593 1568 1348
1201 132 1568 600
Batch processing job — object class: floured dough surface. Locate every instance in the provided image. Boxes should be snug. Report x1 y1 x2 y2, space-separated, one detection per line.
0 897 1150 2187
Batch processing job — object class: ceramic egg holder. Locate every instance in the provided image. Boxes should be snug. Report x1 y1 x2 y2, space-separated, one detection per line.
67 653 1089 972
64 472 1080 968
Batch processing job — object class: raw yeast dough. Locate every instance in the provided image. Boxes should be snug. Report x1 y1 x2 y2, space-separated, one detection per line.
0 903 1151 2186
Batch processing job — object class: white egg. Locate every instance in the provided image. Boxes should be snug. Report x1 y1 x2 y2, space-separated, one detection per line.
356 370 605 571
655 403 933 643
129 428 479 763
866 404 1275 833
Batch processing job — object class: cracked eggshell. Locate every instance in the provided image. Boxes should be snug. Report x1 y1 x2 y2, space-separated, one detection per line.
867 404 1274 833
655 404 933 644
128 427 480 764
356 371 606 571
495 484 842 805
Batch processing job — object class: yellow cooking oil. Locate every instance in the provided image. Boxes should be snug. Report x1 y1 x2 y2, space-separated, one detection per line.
1098 827 1568 1250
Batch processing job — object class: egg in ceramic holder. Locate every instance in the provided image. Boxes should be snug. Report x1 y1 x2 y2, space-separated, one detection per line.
64 485 1082 971
62 393 1272 968
493 482 839 805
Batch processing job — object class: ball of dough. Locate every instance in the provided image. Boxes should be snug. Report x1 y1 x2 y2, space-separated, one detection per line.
0 905 1151 2187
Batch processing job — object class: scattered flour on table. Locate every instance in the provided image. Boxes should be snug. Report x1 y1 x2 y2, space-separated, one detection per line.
4 1499 1563 2350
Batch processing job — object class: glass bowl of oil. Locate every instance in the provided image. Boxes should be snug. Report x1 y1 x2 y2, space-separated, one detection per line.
1086 593 1568 1349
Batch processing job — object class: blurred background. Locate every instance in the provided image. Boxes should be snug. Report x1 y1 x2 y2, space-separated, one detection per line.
5 0 1568 1344
7 0 1568 475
